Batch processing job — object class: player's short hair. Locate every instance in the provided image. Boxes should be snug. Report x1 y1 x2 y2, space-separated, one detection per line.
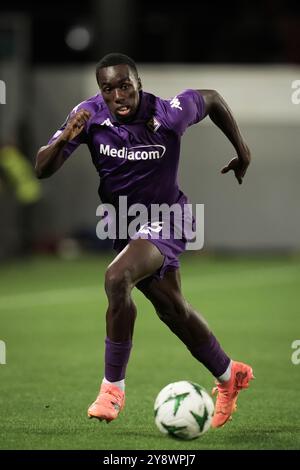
96 53 138 85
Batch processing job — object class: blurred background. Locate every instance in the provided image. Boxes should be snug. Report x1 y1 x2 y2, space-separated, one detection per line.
0 0 300 258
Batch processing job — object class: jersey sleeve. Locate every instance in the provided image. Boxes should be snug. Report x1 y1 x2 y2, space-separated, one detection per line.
161 89 206 136
47 102 88 159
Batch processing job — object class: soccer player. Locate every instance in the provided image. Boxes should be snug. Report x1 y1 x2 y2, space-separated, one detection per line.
35 53 253 428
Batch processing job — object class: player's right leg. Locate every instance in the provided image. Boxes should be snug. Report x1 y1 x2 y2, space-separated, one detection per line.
87 238 164 422
137 269 254 428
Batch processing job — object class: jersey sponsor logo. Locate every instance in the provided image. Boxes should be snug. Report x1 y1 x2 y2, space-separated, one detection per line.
100 118 114 127
99 144 166 161
170 96 182 111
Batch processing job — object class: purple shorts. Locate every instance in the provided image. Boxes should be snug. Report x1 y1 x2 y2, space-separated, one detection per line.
114 192 195 280
114 199 194 282
145 235 184 279
115 231 185 281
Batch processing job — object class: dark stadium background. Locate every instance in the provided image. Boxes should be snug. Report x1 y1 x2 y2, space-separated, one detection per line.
2 0 300 64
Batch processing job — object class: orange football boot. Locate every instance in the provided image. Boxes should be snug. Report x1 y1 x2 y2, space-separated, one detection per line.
211 360 254 428
87 383 125 423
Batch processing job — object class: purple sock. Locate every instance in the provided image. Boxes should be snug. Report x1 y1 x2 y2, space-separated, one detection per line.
188 333 231 378
104 337 132 382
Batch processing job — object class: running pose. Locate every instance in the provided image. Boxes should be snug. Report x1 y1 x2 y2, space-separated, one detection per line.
36 53 253 428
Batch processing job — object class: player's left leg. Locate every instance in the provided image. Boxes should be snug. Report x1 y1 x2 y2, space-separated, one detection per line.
137 269 254 428
88 238 164 422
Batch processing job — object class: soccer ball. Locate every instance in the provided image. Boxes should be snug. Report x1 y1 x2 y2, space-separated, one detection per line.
154 381 214 440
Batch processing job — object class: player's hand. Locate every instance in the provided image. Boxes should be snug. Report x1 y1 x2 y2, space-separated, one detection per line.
62 109 91 141
221 149 251 185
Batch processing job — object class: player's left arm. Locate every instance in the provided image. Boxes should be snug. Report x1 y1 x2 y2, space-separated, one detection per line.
197 89 251 185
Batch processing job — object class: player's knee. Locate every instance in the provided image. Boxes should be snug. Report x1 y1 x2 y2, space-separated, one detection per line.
105 265 132 298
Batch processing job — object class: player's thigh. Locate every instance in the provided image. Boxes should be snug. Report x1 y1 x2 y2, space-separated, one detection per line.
137 269 185 314
107 238 164 286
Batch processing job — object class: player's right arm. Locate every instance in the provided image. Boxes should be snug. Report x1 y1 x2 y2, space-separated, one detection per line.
35 109 90 179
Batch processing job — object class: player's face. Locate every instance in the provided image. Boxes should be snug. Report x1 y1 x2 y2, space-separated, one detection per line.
98 64 141 122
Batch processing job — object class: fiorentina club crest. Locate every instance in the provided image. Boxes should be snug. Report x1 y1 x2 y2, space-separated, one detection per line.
147 116 161 133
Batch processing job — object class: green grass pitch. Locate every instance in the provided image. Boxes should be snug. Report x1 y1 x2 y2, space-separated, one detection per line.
0 254 299 450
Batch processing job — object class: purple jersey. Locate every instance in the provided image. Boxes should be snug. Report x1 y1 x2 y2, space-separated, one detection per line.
49 89 205 210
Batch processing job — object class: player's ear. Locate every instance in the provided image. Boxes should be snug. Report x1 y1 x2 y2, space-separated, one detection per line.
138 77 142 90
